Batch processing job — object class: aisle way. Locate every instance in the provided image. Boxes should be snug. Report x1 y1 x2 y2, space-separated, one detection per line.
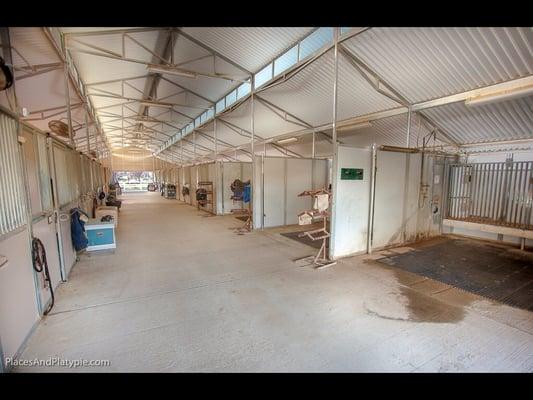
15 193 533 372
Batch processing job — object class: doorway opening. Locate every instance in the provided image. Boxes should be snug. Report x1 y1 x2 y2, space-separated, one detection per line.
113 171 154 193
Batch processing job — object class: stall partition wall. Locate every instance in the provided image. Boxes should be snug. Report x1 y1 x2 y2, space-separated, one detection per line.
253 157 329 229
1 111 106 369
219 162 252 214
21 126 62 310
371 151 446 250
330 146 445 259
372 151 423 249
330 146 372 259
189 163 216 208
52 142 81 277
0 112 40 369
179 166 192 204
197 163 217 211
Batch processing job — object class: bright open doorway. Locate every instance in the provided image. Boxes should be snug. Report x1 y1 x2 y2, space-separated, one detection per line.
113 171 154 193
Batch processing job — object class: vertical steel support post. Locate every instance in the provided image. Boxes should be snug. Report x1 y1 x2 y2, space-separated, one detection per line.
367 144 377 254
251 79 256 230
328 28 340 259
401 107 412 242
63 62 75 149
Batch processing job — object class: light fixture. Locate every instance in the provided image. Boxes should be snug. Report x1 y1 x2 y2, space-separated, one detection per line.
465 84 533 107
276 137 298 144
337 121 372 132
147 64 197 79
134 117 158 123
139 100 174 109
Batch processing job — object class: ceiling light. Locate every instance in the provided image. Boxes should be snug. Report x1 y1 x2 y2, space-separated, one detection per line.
276 137 298 144
465 84 533 107
139 100 173 109
337 121 372 132
147 64 197 79
134 117 158 123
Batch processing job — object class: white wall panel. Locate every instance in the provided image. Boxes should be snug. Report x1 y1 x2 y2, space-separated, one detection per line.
330 146 371 258
0 229 39 363
254 157 328 228
372 151 422 249
285 159 313 225
262 157 285 228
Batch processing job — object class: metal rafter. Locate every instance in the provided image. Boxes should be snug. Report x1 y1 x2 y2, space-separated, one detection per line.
156 28 371 157
337 43 460 147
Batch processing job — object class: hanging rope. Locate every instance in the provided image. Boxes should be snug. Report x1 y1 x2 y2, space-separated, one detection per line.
31 237 54 315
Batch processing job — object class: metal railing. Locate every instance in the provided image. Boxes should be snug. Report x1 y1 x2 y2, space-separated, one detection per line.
446 161 533 230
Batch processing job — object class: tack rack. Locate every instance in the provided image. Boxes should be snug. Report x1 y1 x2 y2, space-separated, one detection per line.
293 188 336 269
196 181 214 215
229 180 252 234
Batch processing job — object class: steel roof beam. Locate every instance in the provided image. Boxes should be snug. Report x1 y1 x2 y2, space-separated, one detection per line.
157 28 371 155
254 95 339 144
336 43 459 147
87 93 209 111
159 76 215 105
63 28 166 38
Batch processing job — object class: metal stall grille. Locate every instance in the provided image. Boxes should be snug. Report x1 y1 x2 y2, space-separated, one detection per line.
446 162 533 230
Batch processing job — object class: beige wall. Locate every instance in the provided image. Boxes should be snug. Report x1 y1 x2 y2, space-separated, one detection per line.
0 228 40 364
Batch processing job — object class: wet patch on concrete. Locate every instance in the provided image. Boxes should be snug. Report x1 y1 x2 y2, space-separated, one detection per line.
363 285 466 324
375 237 533 311
362 258 469 324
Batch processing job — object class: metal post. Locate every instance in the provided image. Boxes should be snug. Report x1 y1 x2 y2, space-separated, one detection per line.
17 123 44 316
401 108 412 243
406 106 412 148
328 28 340 259
312 129 316 159
251 83 255 229
213 118 217 162
63 62 75 148
367 143 377 254
46 135 67 281
84 105 91 154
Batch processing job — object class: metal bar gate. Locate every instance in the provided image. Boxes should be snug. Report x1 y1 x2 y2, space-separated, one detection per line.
446 161 533 230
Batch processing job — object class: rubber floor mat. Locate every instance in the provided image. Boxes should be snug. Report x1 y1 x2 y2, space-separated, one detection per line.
377 238 533 311
281 231 323 250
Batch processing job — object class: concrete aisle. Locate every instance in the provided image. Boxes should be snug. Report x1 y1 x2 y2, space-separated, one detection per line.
14 192 533 372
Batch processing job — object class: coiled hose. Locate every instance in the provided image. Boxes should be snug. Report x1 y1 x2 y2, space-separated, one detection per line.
31 237 54 315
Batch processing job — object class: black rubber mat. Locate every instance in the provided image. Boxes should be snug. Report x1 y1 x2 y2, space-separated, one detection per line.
281 231 323 250
377 238 533 311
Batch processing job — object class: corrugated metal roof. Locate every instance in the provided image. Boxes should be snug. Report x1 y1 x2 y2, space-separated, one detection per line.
258 48 399 127
157 74 234 104
422 95 533 145
71 52 148 85
343 27 533 103
9 27 532 157
9 27 60 67
182 27 314 72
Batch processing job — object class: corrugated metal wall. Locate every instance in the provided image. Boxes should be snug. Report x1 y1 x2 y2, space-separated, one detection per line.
0 112 27 236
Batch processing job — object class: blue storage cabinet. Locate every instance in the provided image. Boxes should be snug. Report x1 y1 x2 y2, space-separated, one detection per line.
85 220 116 251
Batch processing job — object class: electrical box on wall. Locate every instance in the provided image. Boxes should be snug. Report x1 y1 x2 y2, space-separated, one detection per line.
340 168 363 180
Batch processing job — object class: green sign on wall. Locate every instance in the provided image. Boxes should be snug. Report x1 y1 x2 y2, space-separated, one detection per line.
340 168 364 180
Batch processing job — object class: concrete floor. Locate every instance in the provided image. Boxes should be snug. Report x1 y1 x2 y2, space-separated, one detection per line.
15 192 533 372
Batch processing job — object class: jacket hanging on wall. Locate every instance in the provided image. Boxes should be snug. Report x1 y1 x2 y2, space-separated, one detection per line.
70 208 89 251
242 184 251 203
